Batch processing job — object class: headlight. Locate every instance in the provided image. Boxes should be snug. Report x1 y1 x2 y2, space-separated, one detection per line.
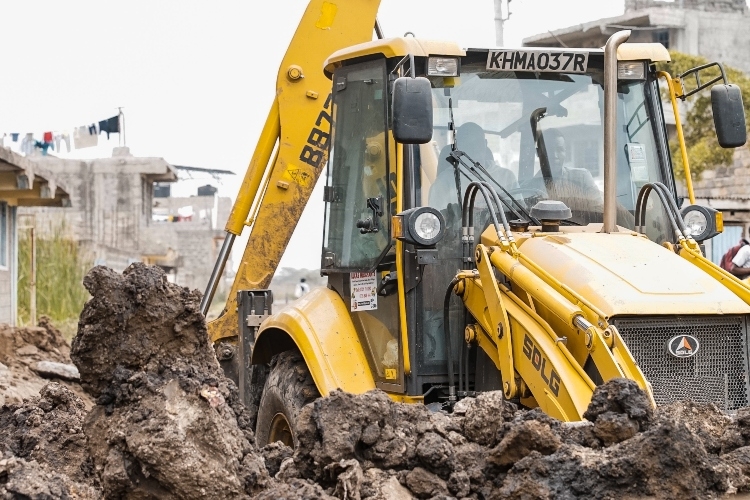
414 212 442 241
683 210 707 238
680 204 722 242
618 61 645 80
427 57 459 77
393 207 446 247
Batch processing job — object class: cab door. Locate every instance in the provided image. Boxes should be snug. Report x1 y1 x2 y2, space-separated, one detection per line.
322 59 404 391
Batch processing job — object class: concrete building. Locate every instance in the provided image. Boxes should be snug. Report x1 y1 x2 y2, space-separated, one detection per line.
523 0 750 74
0 147 69 325
21 148 233 295
142 184 233 292
23 147 178 270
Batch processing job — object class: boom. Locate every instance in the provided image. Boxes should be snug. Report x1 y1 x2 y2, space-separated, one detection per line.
206 0 382 342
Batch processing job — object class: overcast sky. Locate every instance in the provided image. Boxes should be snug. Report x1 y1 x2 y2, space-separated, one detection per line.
0 1 652 269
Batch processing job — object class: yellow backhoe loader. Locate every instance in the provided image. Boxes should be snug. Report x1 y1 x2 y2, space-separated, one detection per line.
201 0 750 447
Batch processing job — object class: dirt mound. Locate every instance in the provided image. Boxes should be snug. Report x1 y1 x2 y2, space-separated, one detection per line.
71 264 267 498
279 379 750 499
0 315 70 365
9 263 750 499
0 382 93 485
0 454 100 500
0 316 90 407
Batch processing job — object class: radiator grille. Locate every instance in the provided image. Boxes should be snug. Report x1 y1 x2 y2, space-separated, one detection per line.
612 316 749 411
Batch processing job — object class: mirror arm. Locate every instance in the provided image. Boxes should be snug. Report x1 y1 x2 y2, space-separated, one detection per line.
678 62 728 100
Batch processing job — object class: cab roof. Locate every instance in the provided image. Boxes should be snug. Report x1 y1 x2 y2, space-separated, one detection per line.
323 38 670 76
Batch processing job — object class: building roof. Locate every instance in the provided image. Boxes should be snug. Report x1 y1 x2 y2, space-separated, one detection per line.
523 8 685 47
0 147 70 207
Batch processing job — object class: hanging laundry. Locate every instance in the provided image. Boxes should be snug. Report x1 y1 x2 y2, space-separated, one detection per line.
33 140 51 156
43 131 53 143
74 125 98 149
98 115 120 139
88 124 97 135
11 133 19 142
54 132 71 153
20 133 35 155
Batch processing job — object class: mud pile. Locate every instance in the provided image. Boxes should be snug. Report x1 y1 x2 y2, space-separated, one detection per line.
0 316 90 406
277 384 750 499
0 383 99 499
71 264 267 498
8 263 750 499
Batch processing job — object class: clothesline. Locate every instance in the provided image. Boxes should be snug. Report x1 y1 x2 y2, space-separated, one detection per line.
0 111 124 156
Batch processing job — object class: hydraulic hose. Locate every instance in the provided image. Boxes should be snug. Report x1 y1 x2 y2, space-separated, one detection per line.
463 182 504 241
635 182 686 241
653 181 690 236
443 277 460 403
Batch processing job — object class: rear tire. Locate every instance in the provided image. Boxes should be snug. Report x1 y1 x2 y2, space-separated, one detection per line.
255 350 320 447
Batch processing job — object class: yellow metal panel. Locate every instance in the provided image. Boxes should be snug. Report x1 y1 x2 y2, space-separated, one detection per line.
679 245 750 307
209 0 383 343
253 288 376 396
476 246 516 397
617 43 670 62
325 37 465 75
395 144 411 374
504 298 593 421
516 232 750 318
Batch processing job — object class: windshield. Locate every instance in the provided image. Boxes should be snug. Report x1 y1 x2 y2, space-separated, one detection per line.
420 56 672 238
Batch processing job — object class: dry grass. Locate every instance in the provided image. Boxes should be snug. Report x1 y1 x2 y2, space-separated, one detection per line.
17 225 91 340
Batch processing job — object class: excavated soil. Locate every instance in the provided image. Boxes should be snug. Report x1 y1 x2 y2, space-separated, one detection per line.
0 316 91 407
6 263 750 499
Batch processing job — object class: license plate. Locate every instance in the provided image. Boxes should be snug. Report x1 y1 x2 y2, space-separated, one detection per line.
486 50 589 74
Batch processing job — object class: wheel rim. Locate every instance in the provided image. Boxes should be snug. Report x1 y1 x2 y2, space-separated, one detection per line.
268 412 294 447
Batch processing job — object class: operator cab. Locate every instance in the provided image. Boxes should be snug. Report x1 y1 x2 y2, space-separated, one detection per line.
320 39 733 402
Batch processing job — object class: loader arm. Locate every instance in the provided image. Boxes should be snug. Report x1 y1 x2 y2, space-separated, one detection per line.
458 242 654 421
207 0 383 343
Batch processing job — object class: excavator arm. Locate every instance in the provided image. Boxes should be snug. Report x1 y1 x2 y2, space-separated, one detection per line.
205 0 383 343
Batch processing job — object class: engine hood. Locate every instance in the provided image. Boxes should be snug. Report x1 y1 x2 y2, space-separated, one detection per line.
516 231 750 318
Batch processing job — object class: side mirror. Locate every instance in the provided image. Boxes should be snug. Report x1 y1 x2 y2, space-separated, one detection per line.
712 84 747 148
392 77 433 144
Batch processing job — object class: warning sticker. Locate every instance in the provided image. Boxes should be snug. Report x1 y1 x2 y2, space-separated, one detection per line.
350 272 378 312
627 143 649 182
486 50 589 74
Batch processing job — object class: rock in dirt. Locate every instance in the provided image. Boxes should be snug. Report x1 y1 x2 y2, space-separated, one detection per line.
33 360 80 381
583 378 652 446
72 264 267 498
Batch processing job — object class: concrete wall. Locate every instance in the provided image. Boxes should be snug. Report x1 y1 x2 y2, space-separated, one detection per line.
19 150 174 272
143 194 232 292
0 207 17 325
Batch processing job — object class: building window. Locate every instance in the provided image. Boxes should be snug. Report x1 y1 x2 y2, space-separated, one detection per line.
0 202 7 268
654 30 670 49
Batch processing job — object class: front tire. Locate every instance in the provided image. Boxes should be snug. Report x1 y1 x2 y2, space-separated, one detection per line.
255 350 320 447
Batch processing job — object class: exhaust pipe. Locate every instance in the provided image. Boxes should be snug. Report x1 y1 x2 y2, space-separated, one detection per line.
601 30 631 234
